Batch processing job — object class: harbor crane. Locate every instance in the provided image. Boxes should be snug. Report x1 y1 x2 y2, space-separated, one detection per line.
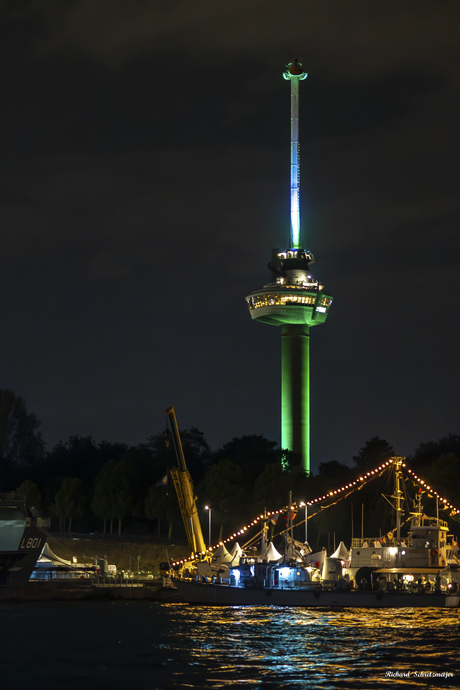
165 406 206 558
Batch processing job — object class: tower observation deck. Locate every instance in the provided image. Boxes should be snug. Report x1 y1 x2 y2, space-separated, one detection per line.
245 59 332 474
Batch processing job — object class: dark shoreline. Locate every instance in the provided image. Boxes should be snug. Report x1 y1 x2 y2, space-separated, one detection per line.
0 580 182 602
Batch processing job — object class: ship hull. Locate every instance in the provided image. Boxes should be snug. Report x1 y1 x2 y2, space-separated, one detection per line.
0 492 48 586
174 579 460 608
0 522 47 585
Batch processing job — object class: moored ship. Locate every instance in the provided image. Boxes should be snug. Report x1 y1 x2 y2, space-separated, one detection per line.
173 459 460 608
0 492 48 585
174 570 460 608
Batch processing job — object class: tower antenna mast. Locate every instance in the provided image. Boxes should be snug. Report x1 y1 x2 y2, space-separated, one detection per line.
284 59 307 249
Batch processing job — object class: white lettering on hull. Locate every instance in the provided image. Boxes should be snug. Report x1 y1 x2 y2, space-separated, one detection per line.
20 537 41 550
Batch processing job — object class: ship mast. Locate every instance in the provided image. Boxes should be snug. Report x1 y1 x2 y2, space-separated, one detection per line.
261 508 268 558
382 457 406 540
393 458 404 540
410 489 423 527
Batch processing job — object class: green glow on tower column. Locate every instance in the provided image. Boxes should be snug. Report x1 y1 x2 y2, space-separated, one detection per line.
281 324 310 472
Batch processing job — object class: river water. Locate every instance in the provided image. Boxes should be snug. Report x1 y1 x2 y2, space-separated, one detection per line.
2 601 459 689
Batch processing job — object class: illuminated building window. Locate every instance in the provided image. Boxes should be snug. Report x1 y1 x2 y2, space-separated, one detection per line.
246 293 325 310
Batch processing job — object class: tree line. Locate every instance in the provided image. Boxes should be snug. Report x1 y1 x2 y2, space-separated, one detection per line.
1 389 459 546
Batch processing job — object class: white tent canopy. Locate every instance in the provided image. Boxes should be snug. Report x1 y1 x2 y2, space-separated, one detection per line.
229 542 242 566
212 544 234 564
266 542 283 562
331 541 349 560
229 542 242 558
36 543 75 567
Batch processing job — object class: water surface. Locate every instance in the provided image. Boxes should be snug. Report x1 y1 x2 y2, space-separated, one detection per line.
1 602 459 689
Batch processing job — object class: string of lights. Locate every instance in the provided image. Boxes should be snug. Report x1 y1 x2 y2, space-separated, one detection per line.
172 458 460 566
403 467 459 517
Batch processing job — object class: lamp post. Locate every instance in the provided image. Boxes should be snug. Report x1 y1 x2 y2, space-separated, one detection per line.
205 506 212 549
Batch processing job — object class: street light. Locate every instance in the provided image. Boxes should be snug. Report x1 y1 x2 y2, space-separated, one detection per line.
205 506 212 549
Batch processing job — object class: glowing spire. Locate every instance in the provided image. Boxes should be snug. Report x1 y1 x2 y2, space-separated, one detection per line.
283 59 307 249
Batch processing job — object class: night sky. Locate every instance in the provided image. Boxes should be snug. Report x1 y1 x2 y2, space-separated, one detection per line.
1 0 459 470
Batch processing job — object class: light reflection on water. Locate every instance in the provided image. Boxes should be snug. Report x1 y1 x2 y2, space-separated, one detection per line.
1 601 459 689
159 604 460 689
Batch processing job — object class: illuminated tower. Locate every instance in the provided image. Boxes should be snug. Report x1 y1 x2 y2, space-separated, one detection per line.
245 59 332 474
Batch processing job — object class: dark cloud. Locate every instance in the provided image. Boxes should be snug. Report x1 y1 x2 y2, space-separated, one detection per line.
15 1 460 80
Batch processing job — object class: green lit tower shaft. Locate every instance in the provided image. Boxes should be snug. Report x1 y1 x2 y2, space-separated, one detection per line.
281 323 310 464
246 60 332 473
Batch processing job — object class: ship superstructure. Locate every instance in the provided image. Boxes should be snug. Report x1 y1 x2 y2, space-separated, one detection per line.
343 458 459 587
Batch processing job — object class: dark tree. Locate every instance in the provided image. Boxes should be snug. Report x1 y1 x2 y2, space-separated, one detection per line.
16 480 42 510
91 458 142 536
109 458 141 536
353 437 394 470
0 389 44 469
120 446 163 491
253 462 292 513
317 460 353 484
52 477 86 533
409 435 460 470
92 460 118 535
197 459 244 541
278 448 303 472
144 483 180 539
213 435 279 484
43 436 128 485
419 453 460 505
145 426 211 483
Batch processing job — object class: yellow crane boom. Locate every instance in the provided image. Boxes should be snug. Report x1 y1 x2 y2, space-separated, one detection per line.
165 406 207 557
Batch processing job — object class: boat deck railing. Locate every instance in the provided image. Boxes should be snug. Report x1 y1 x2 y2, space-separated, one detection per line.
192 575 337 592
351 538 385 548
412 517 449 529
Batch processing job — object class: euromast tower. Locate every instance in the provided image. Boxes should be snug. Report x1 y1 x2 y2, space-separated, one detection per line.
245 59 332 474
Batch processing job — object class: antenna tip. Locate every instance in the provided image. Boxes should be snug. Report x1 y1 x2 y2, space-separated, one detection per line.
283 58 308 81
